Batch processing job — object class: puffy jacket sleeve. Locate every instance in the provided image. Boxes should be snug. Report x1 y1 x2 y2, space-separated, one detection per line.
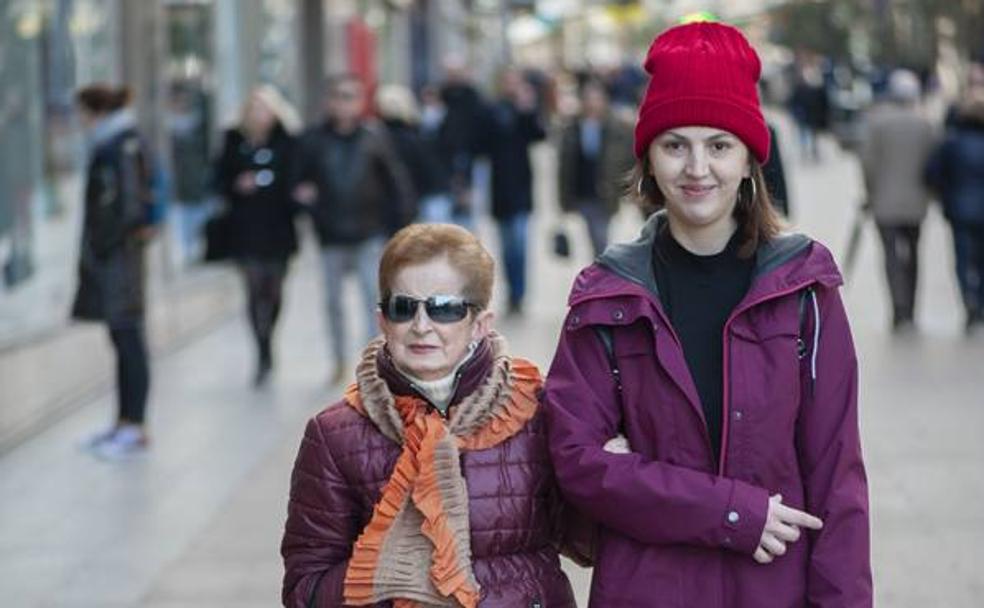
797 286 873 607
281 415 360 607
543 318 770 555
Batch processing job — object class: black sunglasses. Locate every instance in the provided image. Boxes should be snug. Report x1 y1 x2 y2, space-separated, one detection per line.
380 294 476 324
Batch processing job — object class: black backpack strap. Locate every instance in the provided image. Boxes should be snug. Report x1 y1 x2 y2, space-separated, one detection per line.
593 325 622 393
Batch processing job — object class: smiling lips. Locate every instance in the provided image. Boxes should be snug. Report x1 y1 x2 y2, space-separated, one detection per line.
408 344 439 354
680 184 716 197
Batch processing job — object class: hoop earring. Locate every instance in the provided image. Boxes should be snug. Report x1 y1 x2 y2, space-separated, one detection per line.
741 177 757 209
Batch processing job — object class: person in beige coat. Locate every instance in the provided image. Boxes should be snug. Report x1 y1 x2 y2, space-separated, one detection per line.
861 69 937 332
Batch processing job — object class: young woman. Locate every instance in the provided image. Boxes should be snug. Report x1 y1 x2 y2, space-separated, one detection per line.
213 85 301 386
281 224 590 607
543 22 872 607
73 84 155 459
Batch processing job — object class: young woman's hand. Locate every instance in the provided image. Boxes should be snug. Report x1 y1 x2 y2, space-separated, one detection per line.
603 434 631 454
753 494 823 564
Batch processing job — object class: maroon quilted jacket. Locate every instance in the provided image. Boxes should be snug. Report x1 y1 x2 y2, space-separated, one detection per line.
281 338 589 607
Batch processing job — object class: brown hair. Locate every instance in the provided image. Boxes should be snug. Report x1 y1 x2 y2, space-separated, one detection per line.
379 224 495 309
628 159 785 258
76 83 131 114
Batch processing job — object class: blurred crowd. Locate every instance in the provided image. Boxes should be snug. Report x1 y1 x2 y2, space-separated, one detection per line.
72 44 984 458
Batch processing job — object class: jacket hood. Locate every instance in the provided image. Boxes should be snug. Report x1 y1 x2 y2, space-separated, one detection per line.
572 211 842 307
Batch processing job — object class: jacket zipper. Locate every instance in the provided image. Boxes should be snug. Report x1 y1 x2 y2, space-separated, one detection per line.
718 280 818 477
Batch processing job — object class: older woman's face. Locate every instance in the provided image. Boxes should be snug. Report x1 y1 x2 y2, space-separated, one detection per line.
379 256 493 381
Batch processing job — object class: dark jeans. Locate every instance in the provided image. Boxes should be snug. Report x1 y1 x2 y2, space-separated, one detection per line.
240 258 288 367
951 221 984 322
108 325 150 424
876 223 921 326
497 213 529 308
578 201 611 257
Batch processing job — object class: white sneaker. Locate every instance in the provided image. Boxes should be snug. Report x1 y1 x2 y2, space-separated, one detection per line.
93 426 148 461
79 427 118 451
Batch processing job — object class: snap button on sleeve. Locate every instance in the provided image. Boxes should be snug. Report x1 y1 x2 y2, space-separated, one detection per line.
727 510 740 524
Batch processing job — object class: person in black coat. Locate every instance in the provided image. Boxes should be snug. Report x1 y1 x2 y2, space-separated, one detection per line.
375 84 450 224
477 68 547 314
213 86 301 386
925 86 984 333
762 123 790 217
73 84 155 459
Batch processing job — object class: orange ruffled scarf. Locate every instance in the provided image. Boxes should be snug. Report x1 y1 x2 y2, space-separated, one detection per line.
341 336 541 607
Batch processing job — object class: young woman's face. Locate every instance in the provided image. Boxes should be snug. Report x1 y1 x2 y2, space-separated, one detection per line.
378 256 493 381
647 126 751 234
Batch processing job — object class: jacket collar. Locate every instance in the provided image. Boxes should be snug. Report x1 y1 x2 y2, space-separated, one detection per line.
577 211 842 309
376 335 496 412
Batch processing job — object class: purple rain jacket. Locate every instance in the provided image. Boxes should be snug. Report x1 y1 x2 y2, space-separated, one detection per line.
544 214 872 607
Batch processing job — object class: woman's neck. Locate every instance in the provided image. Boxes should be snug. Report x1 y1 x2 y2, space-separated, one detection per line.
243 123 272 146
667 214 738 256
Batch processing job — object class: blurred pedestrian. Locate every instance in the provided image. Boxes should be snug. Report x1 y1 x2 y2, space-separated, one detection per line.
293 74 415 384
166 81 212 266
213 85 301 386
281 224 591 607
926 73 984 334
762 122 791 216
544 22 871 607
557 79 634 255
861 69 936 333
478 67 547 315
789 59 829 162
375 84 452 225
439 58 487 227
72 84 156 459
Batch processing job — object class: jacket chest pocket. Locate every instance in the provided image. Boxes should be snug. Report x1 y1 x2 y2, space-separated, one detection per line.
728 322 803 434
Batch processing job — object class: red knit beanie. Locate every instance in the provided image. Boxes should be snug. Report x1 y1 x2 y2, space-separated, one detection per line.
633 22 770 163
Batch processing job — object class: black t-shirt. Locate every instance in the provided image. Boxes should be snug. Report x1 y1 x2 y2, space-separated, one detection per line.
652 226 754 465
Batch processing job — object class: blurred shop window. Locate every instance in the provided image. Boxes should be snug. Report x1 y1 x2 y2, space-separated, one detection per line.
1 0 120 344
1 3 45 290
258 0 301 103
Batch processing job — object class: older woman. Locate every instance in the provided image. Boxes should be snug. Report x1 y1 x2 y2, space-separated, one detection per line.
281 223 587 607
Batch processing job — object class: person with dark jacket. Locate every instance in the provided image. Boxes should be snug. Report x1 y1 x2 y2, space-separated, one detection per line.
281 224 591 607
72 84 155 460
439 59 488 225
762 123 790 216
926 85 984 333
478 68 547 314
557 79 634 255
214 86 301 386
544 22 871 607
292 74 415 384
375 84 451 224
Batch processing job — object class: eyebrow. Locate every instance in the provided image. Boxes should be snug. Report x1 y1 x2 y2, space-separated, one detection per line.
661 131 736 142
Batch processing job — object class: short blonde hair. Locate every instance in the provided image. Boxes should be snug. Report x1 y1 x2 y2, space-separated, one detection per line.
239 84 301 134
375 84 420 124
379 224 495 309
